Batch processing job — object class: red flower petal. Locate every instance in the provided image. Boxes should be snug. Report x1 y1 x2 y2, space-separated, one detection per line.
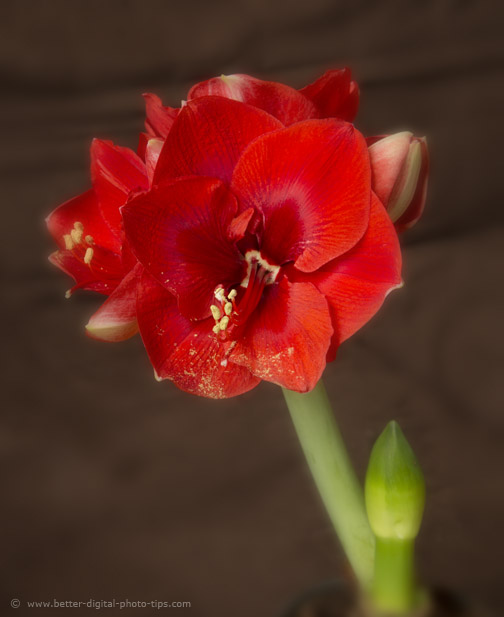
311 194 402 354
231 119 371 272
228 207 255 242
299 68 360 122
137 272 260 398
85 264 141 342
154 96 283 185
143 93 179 139
122 177 245 321
137 132 149 160
90 139 148 234
46 189 121 254
188 74 317 126
48 250 122 296
229 277 333 392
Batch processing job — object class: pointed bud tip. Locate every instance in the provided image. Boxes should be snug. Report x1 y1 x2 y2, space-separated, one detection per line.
382 420 406 450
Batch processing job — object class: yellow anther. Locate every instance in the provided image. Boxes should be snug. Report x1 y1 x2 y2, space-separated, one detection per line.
65 289 72 299
84 247 94 264
85 235 94 245
71 228 83 244
228 289 237 300
212 324 221 335
219 316 230 331
210 304 222 321
224 302 233 316
73 221 84 231
214 287 226 302
63 234 74 250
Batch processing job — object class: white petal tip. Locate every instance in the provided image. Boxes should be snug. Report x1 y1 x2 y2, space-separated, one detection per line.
385 280 404 297
85 319 138 343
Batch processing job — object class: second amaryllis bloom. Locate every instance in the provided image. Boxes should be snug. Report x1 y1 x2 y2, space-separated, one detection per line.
121 97 402 398
46 137 163 342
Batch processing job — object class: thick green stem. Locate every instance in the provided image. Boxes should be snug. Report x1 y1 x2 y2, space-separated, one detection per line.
372 537 415 614
282 380 375 588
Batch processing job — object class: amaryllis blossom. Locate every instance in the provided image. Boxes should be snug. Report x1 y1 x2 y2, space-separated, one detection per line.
46 138 161 341
47 68 429 400
121 96 402 398
367 132 429 232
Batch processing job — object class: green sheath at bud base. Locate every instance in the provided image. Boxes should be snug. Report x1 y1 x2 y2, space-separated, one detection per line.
365 421 426 615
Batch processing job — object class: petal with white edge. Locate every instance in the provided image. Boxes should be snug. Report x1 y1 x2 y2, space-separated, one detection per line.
85 264 141 342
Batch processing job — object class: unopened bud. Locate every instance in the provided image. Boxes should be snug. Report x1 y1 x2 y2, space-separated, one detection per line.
365 421 425 541
367 133 429 232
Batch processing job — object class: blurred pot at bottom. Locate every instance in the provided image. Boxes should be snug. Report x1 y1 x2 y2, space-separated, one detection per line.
280 581 495 617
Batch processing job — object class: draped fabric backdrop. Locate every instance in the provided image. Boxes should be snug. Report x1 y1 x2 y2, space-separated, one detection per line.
1 1 503 615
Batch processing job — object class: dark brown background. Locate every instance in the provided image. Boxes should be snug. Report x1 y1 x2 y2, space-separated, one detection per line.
1 1 503 616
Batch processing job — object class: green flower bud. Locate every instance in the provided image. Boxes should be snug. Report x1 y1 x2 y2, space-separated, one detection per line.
365 421 425 541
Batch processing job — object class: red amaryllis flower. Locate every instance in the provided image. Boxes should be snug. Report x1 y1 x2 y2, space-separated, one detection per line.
46 138 160 341
121 96 401 398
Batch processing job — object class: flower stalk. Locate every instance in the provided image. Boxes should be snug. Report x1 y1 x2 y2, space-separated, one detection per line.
282 380 375 588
